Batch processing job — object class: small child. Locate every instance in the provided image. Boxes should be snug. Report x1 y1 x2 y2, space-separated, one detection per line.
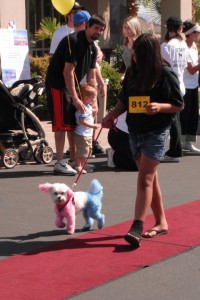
74 83 99 174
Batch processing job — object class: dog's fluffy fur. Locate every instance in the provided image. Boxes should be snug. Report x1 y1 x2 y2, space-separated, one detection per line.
38 179 105 234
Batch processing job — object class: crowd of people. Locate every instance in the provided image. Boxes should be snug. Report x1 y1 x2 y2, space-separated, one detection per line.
45 2 200 248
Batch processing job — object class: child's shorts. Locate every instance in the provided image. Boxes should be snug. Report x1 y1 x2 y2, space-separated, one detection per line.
74 134 93 158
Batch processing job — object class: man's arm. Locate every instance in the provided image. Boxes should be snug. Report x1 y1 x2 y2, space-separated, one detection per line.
86 68 96 86
63 62 85 113
96 63 105 97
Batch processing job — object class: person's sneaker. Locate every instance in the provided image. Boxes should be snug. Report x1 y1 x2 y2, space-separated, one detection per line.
106 148 116 168
68 160 95 169
54 159 77 175
161 155 180 163
182 142 200 154
92 141 105 156
75 167 87 174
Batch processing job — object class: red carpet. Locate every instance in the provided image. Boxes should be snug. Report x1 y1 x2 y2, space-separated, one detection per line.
1 200 200 300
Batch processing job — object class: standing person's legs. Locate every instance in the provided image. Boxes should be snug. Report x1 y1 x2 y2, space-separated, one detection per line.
124 154 160 247
92 98 104 156
74 134 93 174
181 88 200 152
55 131 66 161
187 88 199 138
164 113 182 161
124 129 169 247
67 131 76 162
180 89 191 140
46 86 77 175
143 171 168 237
134 154 160 221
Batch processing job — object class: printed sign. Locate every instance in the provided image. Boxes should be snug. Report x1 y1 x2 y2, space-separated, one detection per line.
129 96 150 113
0 29 30 87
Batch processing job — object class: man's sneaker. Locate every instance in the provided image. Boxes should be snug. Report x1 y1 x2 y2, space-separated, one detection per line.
92 141 105 156
106 148 116 168
161 155 180 163
68 160 95 169
54 159 77 175
182 142 200 154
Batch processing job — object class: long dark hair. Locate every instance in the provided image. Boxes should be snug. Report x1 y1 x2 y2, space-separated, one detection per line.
165 23 183 41
127 33 165 91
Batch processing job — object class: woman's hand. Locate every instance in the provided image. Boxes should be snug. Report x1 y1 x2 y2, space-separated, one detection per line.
146 102 160 115
102 113 115 128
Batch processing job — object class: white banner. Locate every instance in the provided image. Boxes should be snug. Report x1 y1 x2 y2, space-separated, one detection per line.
0 29 31 87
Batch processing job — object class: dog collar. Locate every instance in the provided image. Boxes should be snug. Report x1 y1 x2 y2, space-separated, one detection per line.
56 197 75 211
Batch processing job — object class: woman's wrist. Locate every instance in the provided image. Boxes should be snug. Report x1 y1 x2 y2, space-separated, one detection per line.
107 110 117 121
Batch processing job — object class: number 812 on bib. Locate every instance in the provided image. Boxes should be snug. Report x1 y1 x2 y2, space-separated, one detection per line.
129 96 150 113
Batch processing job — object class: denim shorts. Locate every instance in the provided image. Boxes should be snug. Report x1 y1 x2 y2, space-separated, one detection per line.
129 127 170 161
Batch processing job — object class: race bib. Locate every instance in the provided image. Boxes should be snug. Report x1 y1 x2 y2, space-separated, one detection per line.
129 96 150 113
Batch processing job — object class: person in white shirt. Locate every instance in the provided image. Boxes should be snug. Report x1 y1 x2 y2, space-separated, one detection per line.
161 16 189 162
50 2 84 55
180 20 200 153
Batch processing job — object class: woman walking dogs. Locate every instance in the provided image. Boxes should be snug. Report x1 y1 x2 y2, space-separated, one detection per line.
102 34 184 248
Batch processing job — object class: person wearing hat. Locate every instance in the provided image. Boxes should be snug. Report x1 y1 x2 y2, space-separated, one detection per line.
45 15 106 175
180 20 200 153
66 11 106 159
73 10 91 30
161 16 189 162
50 2 84 55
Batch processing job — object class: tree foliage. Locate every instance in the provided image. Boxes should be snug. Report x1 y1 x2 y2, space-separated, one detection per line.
35 17 60 41
193 0 200 21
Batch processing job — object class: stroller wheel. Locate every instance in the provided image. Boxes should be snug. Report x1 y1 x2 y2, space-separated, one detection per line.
2 148 18 169
33 146 42 164
40 146 54 164
19 148 33 161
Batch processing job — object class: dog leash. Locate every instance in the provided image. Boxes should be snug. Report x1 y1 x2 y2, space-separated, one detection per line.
71 126 103 190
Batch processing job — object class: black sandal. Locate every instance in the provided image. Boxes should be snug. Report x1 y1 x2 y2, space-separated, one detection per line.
124 232 141 247
124 220 143 248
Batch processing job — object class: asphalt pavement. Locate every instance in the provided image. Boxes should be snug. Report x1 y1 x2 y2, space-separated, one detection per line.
0 121 200 300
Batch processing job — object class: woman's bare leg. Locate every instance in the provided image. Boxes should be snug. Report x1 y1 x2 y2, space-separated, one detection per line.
142 172 168 237
134 153 160 221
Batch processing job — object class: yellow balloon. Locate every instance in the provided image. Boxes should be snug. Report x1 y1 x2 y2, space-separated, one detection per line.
51 0 75 15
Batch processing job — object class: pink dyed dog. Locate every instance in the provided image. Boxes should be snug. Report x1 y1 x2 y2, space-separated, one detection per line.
39 183 77 234
38 180 105 234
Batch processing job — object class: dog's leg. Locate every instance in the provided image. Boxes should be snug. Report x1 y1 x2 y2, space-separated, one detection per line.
55 215 65 228
82 209 94 231
97 213 105 229
65 204 76 234
88 210 105 229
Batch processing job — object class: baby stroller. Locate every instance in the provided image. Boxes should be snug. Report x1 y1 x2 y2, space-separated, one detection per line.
0 81 53 169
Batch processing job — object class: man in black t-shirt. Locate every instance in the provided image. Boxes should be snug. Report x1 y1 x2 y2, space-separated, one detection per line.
45 16 106 175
